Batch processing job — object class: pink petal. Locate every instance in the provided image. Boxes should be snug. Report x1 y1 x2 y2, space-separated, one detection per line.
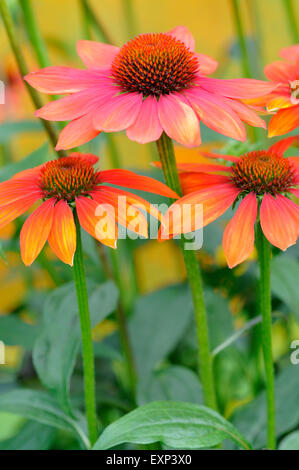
158 93 201 147
195 53 218 75
280 45 299 62
221 97 266 129
264 61 298 82
185 88 246 141
167 26 195 51
77 40 120 69
126 95 163 143
56 113 100 150
223 193 257 268
24 66 107 94
260 193 299 250
197 77 277 99
93 92 143 132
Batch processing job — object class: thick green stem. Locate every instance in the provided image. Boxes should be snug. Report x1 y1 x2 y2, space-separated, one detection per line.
0 0 66 158
256 223 276 450
73 211 98 447
156 133 217 411
123 0 137 38
283 0 299 43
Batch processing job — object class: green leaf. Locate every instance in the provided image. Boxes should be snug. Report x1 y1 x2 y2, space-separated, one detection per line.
33 281 118 414
129 284 193 378
93 401 252 450
137 366 203 406
0 421 56 450
0 390 88 447
0 120 43 144
271 254 299 316
0 143 49 182
0 315 39 349
279 431 299 450
228 366 299 449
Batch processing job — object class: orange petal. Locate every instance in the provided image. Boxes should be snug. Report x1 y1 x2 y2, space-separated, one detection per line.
268 105 299 137
268 135 299 155
264 61 298 82
75 196 118 249
260 193 299 250
68 152 99 165
280 45 299 62
223 193 257 268
56 113 101 150
0 179 42 207
0 192 41 230
20 199 55 266
48 200 76 265
179 172 231 195
96 169 179 199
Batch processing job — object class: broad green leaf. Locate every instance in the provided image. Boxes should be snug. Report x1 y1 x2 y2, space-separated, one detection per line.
33 281 118 414
137 366 203 406
0 120 43 145
0 421 55 450
0 143 49 182
271 255 299 316
129 284 193 378
228 366 299 449
93 401 252 450
0 389 88 447
0 315 39 349
279 431 299 450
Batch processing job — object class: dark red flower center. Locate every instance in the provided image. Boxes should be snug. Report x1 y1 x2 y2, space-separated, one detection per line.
232 150 296 195
111 33 199 97
40 157 97 201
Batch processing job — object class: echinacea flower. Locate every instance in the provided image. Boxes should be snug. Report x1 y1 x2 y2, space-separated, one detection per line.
248 44 299 137
161 136 299 268
25 26 276 149
0 153 177 266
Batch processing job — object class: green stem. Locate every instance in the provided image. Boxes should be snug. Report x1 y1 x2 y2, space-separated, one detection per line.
73 210 98 447
0 0 66 158
283 0 299 43
79 0 114 44
230 0 251 78
156 133 217 411
123 0 137 38
256 223 276 450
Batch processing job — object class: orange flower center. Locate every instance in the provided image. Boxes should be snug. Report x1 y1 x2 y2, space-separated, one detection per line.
40 157 97 201
111 33 199 97
232 151 296 195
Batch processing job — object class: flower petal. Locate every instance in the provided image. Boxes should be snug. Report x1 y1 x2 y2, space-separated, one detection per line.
48 200 76 266
96 168 178 198
260 193 299 250
77 40 120 69
179 172 231 194
185 88 246 141
24 66 106 94
75 196 117 249
126 95 163 143
280 45 299 62
93 92 143 132
268 105 299 137
268 135 299 155
223 193 257 268
69 152 99 165
167 26 195 51
195 53 218 75
20 198 55 266
198 77 277 99
56 113 100 150
158 93 201 147
222 97 267 129
0 192 41 230
0 179 41 206
264 61 298 82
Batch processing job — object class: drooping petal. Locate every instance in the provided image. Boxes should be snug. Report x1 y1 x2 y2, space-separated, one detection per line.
264 61 298 82
96 168 178 198
221 97 267 129
260 193 299 250
195 53 218 75
11 166 43 181
268 135 299 155
93 92 143 132
55 113 100 150
223 193 257 268
24 66 106 94
69 152 99 165
77 40 120 69
167 26 195 51
0 192 41 230
179 172 231 194
75 196 118 249
268 105 299 137
48 200 76 266
175 162 233 174
290 188 299 198
197 77 277 99
0 179 41 206
280 45 299 62
162 183 240 236
185 88 246 141
20 198 55 266
158 93 201 147
126 95 163 143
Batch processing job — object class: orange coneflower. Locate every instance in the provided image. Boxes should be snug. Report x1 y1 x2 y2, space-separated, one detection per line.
161 137 299 268
0 152 177 266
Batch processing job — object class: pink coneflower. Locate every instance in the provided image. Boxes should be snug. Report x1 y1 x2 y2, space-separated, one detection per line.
25 26 276 149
